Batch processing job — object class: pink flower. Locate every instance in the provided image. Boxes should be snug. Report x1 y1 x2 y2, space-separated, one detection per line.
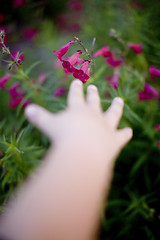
73 61 90 83
149 66 160 79
62 50 82 73
0 14 5 24
68 1 83 11
22 100 31 107
94 46 111 58
53 59 62 69
69 23 81 32
24 28 38 41
53 41 75 61
128 43 143 54
154 124 160 130
138 83 160 101
13 0 26 8
0 74 11 89
37 73 48 85
53 87 66 97
9 97 23 109
106 54 123 68
106 73 119 89
9 96 30 109
8 82 24 98
12 52 24 64
157 141 160 147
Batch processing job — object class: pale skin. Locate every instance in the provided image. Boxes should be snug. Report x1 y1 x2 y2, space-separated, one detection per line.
0 79 133 240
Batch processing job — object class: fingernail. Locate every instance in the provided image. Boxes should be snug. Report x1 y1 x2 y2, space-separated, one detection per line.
115 97 124 105
88 85 97 91
73 79 82 86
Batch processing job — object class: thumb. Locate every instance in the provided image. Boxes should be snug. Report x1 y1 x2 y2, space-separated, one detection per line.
116 127 133 148
25 104 56 140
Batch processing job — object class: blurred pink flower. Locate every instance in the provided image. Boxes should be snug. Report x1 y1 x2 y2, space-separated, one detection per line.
9 97 23 109
106 54 123 68
128 43 143 54
37 72 48 85
12 52 24 64
13 0 26 8
149 66 160 79
106 72 119 89
24 28 38 41
68 0 83 11
0 152 3 158
53 59 62 69
8 82 24 98
69 23 81 32
157 141 160 147
0 14 5 24
0 74 11 89
154 124 160 130
53 41 75 61
94 46 111 58
53 87 66 97
8 81 31 109
138 83 160 101
22 100 31 107
9 96 31 109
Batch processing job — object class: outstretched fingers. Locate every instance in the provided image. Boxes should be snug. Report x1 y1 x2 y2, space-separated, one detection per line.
67 79 85 108
105 97 124 129
25 104 57 140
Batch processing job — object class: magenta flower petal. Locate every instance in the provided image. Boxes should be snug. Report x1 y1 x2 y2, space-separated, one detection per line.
128 43 143 54
69 0 83 11
0 74 11 89
106 73 119 89
12 51 24 64
106 55 123 68
0 14 5 24
9 97 23 109
62 60 74 73
138 92 154 101
24 28 38 41
138 83 160 101
157 141 160 147
67 50 82 65
53 41 75 61
8 82 24 98
22 100 32 108
154 124 160 130
144 83 159 96
80 61 90 73
13 0 26 8
149 66 160 79
37 72 48 85
94 46 111 58
53 87 66 97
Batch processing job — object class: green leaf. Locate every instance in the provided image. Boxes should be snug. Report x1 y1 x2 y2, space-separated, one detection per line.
124 103 142 124
25 60 41 75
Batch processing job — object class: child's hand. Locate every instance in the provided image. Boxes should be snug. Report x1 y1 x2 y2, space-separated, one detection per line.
25 79 132 162
0 80 133 240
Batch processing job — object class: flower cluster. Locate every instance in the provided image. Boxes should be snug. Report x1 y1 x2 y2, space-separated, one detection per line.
53 40 90 83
